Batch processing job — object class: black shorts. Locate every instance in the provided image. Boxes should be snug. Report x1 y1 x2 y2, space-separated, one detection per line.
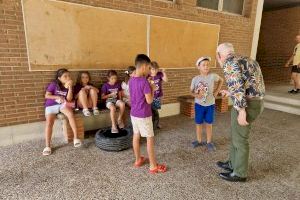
291 65 300 73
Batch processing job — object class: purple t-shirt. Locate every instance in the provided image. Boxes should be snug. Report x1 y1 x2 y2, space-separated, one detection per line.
101 82 122 102
148 72 164 99
45 81 68 107
129 77 152 118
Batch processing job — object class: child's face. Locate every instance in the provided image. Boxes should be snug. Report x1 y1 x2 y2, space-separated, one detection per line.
150 67 158 75
129 70 136 77
58 72 71 84
198 60 210 74
108 75 118 84
81 73 90 85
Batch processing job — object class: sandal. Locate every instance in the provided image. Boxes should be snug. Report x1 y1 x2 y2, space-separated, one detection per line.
73 138 82 148
134 156 148 168
42 147 52 156
93 108 100 115
149 164 167 174
82 109 91 117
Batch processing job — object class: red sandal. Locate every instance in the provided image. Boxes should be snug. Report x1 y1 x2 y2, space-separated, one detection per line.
149 164 167 174
134 156 148 168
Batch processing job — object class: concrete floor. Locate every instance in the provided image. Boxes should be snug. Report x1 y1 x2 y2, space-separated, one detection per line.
0 109 299 200
266 83 300 100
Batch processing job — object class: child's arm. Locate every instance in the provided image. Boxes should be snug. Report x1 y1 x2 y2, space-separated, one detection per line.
285 54 294 67
65 80 73 102
101 93 114 100
145 83 156 104
89 85 99 93
118 90 123 101
214 77 224 98
161 69 168 82
45 92 65 102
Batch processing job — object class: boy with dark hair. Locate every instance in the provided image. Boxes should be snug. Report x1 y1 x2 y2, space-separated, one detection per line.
129 54 167 174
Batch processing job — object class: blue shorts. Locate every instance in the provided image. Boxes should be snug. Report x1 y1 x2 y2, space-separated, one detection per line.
195 103 215 124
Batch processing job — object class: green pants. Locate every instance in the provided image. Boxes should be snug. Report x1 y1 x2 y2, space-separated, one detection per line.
229 100 264 178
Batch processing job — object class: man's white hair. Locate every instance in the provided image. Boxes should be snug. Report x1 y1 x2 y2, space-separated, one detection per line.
217 43 235 55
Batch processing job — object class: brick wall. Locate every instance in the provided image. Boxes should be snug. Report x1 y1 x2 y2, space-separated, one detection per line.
0 0 258 127
257 6 300 84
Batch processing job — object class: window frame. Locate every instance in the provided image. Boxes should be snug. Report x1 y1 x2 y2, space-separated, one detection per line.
196 0 245 16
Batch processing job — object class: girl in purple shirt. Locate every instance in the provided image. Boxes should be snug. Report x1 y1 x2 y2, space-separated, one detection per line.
43 68 82 156
148 61 168 129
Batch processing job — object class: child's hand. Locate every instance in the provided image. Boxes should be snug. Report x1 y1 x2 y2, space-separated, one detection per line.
56 96 65 104
284 63 290 68
161 68 166 73
213 91 220 98
65 80 73 88
84 85 92 90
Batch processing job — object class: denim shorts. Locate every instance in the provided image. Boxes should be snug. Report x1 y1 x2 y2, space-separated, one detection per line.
45 104 63 116
194 103 215 124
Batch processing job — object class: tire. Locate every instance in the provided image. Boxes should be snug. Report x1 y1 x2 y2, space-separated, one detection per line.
95 127 133 151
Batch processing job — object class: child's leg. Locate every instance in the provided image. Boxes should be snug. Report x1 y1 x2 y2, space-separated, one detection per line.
108 104 117 129
77 89 89 109
196 124 203 142
60 108 78 139
147 136 157 170
89 88 98 108
45 114 56 147
205 123 213 143
133 133 141 163
116 100 125 121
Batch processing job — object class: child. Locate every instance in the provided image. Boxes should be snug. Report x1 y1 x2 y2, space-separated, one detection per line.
74 71 100 116
43 68 82 156
129 54 167 174
101 70 125 133
148 61 168 129
190 57 224 152
121 66 136 107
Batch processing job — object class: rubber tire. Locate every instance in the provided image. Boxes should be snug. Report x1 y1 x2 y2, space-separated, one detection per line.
95 127 133 151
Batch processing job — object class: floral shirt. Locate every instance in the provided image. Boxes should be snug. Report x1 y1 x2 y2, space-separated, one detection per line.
223 54 265 110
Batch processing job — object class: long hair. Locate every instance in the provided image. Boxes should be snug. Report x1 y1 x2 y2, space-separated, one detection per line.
124 66 136 83
76 71 91 86
54 68 69 90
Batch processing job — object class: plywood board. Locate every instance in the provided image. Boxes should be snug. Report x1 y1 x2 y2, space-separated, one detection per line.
22 0 148 71
149 16 220 68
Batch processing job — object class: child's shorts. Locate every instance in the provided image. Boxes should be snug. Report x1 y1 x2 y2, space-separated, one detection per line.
131 116 154 137
45 104 63 116
195 103 215 124
152 98 161 110
106 100 123 109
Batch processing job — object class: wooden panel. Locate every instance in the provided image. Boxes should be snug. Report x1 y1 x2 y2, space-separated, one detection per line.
23 0 147 71
149 16 220 68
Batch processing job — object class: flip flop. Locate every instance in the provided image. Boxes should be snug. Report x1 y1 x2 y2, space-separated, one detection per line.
134 156 148 168
42 147 52 156
73 138 82 148
149 164 167 174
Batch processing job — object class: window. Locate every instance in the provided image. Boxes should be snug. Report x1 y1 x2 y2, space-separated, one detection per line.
197 0 219 10
223 0 244 15
197 0 245 15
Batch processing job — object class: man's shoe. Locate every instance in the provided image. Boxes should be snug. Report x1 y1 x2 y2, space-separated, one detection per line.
216 161 233 172
219 172 247 182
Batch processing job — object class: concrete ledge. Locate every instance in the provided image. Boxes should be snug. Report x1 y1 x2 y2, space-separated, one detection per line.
0 103 180 147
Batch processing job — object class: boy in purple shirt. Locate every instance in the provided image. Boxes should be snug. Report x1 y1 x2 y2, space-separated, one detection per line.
148 61 168 129
101 70 125 133
129 54 167 174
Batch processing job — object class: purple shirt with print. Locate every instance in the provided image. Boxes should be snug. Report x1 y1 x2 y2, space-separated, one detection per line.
148 72 164 99
45 81 68 107
129 77 152 118
101 82 122 102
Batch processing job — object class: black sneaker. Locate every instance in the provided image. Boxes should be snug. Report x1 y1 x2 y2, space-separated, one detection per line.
216 161 233 172
288 89 297 94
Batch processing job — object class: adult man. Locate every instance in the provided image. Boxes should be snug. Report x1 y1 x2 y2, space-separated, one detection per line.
216 43 265 182
285 35 300 94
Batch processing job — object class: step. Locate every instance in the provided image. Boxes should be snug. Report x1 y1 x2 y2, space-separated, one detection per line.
264 100 300 115
264 94 300 107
